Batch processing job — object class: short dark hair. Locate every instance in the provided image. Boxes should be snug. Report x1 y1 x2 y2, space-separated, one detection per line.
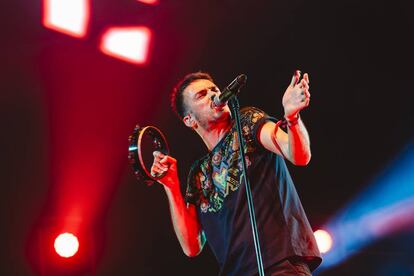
171 71 214 120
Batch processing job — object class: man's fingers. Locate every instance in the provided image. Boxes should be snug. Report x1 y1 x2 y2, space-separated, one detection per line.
152 163 168 172
151 170 164 178
153 151 171 165
290 70 301 87
153 151 165 159
159 155 171 165
289 74 296 87
152 151 170 172
153 160 168 169
151 162 168 178
303 73 309 84
295 70 301 86
300 79 309 90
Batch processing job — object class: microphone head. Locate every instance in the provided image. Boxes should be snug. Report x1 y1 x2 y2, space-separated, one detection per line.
212 94 225 108
237 74 247 85
217 73 248 105
227 74 247 91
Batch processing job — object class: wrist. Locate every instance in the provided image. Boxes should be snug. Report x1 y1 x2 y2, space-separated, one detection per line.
283 113 300 127
284 111 299 120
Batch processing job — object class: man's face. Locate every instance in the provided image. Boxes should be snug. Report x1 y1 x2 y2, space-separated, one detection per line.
182 79 231 130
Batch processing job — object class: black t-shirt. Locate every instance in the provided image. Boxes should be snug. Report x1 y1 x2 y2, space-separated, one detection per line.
185 107 322 276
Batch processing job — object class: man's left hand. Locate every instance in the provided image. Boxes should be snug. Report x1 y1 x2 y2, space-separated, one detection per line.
282 70 311 120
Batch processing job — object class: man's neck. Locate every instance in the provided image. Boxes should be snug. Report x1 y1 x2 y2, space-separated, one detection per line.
197 119 232 151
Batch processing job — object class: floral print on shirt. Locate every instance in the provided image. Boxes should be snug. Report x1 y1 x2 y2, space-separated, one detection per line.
185 107 269 213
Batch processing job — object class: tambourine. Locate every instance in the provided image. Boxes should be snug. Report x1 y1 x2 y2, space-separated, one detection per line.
128 124 170 186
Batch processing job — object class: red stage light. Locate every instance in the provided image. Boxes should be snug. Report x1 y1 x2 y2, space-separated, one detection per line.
99 27 152 65
314 229 333 254
54 233 79 258
137 0 159 5
43 0 90 38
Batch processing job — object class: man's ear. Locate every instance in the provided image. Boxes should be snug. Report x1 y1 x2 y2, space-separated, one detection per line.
183 114 195 128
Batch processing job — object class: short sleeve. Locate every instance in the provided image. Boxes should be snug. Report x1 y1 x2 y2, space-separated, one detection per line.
240 106 278 148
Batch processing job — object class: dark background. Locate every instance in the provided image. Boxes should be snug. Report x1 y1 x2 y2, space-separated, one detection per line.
1 0 413 275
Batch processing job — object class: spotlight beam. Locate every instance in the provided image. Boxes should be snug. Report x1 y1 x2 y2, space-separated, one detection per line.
319 143 414 270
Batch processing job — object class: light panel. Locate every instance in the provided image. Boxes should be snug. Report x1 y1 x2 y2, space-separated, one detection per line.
100 27 152 65
43 0 90 38
137 0 159 5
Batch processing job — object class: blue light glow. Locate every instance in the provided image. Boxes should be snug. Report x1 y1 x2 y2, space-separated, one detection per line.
317 143 414 270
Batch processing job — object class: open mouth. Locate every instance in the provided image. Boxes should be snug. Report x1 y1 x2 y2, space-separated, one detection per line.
210 98 225 111
211 102 224 111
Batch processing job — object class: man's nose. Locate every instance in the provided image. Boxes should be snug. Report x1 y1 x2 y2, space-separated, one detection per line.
208 88 219 96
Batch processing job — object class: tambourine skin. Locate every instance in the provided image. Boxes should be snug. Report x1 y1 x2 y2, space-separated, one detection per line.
128 124 170 186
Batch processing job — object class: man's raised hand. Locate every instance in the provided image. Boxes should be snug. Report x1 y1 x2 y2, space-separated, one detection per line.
282 70 311 120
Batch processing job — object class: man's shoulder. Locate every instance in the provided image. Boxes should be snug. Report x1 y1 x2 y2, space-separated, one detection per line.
239 106 269 126
240 106 279 124
240 106 265 114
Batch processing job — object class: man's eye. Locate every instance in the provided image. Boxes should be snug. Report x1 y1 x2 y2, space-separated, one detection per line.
196 91 207 99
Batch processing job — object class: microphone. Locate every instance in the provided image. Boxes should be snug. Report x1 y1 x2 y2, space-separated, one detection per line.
212 74 247 108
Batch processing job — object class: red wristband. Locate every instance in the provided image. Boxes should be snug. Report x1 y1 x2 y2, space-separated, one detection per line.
282 114 300 128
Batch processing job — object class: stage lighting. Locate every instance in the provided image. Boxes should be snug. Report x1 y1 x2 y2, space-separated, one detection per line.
99 27 152 65
318 143 414 270
54 232 79 258
43 0 90 38
137 0 159 4
314 229 333 254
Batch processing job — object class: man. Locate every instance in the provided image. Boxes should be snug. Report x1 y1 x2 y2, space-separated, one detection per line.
151 71 321 275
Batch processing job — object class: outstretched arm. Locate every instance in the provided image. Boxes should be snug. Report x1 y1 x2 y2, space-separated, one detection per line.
151 151 205 256
258 70 311 166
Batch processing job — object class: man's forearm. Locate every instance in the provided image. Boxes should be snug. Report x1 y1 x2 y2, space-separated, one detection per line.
286 116 311 165
163 185 205 257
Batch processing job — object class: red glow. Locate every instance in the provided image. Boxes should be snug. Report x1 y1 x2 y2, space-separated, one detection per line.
314 229 333 254
137 0 159 4
54 233 79 258
100 27 152 65
43 0 90 38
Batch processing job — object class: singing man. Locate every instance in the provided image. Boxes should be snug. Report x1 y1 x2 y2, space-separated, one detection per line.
151 70 321 275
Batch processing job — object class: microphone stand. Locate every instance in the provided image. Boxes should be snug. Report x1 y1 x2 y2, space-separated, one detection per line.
228 96 265 276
